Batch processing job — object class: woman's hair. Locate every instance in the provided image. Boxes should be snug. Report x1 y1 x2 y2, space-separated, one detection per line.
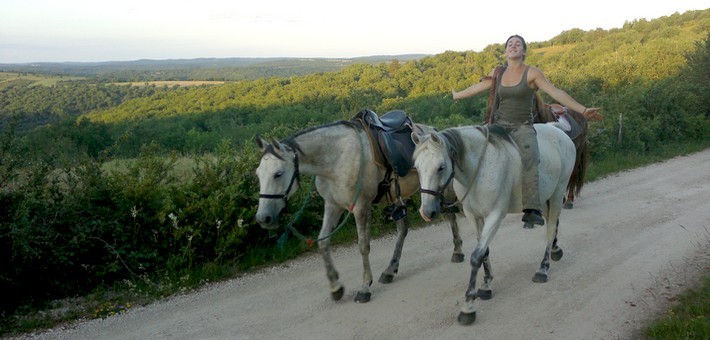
505 35 527 61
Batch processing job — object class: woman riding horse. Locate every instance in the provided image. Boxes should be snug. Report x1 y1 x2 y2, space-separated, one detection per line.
452 34 600 225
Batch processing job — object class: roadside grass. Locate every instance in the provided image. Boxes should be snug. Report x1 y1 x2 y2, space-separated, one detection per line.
645 226 709 340
585 139 709 183
3 141 709 337
646 277 710 339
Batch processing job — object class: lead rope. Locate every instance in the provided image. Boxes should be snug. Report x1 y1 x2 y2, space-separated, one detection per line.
278 126 366 249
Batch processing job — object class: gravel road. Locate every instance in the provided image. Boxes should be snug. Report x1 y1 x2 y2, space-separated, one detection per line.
22 149 710 340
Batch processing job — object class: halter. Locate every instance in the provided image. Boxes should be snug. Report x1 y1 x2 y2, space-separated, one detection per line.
419 166 457 208
259 152 300 203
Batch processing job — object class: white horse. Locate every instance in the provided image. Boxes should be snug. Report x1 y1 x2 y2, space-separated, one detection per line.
411 123 575 325
255 119 461 303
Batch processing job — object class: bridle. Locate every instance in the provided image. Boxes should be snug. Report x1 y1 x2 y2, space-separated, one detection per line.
419 163 458 209
419 126 490 209
259 151 300 203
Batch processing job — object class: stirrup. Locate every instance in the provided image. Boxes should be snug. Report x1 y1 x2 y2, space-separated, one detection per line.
388 204 407 221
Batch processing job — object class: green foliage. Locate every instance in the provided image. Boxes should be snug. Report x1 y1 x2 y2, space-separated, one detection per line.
646 277 710 339
0 82 169 132
0 137 267 318
680 31 710 117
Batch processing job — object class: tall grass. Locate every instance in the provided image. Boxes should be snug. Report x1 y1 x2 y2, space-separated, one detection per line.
584 140 708 183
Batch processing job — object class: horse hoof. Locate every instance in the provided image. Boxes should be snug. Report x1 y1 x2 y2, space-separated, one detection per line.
563 202 573 209
451 253 465 263
523 222 535 229
378 273 394 284
331 286 344 301
551 246 563 261
532 272 548 283
354 291 371 303
477 288 493 300
457 311 476 325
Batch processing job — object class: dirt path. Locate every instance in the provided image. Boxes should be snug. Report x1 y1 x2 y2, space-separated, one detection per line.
24 149 710 340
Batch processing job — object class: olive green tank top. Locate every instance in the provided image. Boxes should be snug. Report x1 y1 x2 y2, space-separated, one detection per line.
495 66 535 125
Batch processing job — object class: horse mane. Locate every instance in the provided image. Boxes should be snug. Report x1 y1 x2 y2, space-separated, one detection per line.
440 126 513 171
440 129 465 171
485 125 513 145
280 120 360 156
260 143 286 161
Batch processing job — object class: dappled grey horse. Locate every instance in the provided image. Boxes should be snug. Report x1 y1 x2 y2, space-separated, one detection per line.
412 123 575 325
255 118 461 303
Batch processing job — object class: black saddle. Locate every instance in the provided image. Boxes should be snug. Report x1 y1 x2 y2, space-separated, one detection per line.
353 109 415 178
359 109 410 131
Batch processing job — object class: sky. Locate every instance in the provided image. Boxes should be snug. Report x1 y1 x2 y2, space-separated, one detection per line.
1 0 707 63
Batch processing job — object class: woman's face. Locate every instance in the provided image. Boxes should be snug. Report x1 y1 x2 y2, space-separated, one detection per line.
505 36 526 60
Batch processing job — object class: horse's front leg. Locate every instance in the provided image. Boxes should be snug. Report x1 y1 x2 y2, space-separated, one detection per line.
378 211 409 284
353 206 373 303
473 217 493 300
459 244 485 325
318 202 345 300
459 213 503 325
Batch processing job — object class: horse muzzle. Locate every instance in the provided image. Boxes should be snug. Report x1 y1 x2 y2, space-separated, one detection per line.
419 204 440 222
255 210 281 230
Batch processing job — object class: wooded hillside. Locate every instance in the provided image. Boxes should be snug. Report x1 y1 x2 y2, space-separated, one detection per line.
2 10 707 158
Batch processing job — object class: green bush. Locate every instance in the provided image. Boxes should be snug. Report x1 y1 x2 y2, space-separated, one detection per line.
0 137 270 315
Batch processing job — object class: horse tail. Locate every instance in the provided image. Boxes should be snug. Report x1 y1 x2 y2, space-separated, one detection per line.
567 109 590 196
569 140 589 196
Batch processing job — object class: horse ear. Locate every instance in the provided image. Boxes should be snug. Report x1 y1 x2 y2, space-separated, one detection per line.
270 138 285 152
411 131 422 145
255 135 267 152
430 132 443 145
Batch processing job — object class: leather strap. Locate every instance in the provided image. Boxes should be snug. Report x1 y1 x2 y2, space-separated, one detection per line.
485 66 506 124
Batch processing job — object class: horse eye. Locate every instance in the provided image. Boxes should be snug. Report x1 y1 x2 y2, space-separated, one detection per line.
438 164 446 172
274 171 283 179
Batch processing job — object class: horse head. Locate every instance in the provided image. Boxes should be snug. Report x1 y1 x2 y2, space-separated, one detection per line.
255 135 301 230
411 131 455 222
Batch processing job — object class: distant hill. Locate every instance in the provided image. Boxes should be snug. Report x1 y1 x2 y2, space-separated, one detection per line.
0 54 430 81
